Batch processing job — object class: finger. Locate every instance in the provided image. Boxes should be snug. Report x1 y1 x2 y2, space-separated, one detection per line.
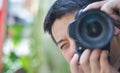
90 49 101 73
114 26 120 36
79 49 91 73
100 50 119 73
101 0 120 15
110 14 120 34
70 54 80 73
83 1 106 11
111 14 120 29
100 50 111 73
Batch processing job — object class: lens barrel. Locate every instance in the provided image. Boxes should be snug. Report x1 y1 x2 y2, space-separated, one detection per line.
68 9 114 49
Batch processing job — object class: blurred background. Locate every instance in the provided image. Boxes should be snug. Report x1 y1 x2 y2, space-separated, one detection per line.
2 0 70 73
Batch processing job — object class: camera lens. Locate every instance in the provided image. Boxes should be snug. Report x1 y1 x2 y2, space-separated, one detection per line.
84 20 102 38
68 9 114 49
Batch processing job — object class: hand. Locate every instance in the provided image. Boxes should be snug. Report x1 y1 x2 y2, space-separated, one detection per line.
83 0 120 15
70 49 119 73
83 0 120 29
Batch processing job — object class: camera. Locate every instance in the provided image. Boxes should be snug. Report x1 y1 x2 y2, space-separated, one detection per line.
68 9 114 55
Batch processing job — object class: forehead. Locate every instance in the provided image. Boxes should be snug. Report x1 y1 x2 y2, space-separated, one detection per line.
52 14 75 42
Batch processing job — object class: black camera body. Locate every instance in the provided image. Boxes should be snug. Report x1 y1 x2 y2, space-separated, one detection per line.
68 9 114 55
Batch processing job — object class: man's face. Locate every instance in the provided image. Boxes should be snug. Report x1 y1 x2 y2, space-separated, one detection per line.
51 12 120 64
52 13 76 63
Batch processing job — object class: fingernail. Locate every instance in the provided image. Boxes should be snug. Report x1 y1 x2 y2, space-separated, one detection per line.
74 53 79 57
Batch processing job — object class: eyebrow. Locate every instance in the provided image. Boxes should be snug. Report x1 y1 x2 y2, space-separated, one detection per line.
57 39 65 45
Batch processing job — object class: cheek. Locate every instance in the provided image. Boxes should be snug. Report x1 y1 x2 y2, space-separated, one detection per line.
61 47 75 63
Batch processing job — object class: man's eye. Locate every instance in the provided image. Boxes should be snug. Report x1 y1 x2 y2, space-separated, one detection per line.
60 43 68 50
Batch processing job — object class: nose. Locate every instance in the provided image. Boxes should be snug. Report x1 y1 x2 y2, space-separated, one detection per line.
69 38 76 52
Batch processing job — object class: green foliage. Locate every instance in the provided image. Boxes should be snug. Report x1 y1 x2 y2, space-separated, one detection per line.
9 52 19 62
9 25 24 45
3 0 70 73
3 24 26 73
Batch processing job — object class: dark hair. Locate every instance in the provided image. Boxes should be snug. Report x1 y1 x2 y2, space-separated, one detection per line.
44 0 102 43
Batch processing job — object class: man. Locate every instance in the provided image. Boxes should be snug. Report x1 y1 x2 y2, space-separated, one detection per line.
44 0 120 73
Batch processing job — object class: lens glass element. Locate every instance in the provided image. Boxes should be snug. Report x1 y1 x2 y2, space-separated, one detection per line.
84 21 102 38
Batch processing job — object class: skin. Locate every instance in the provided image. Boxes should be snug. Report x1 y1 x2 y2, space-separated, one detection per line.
52 14 76 63
51 0 120 73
